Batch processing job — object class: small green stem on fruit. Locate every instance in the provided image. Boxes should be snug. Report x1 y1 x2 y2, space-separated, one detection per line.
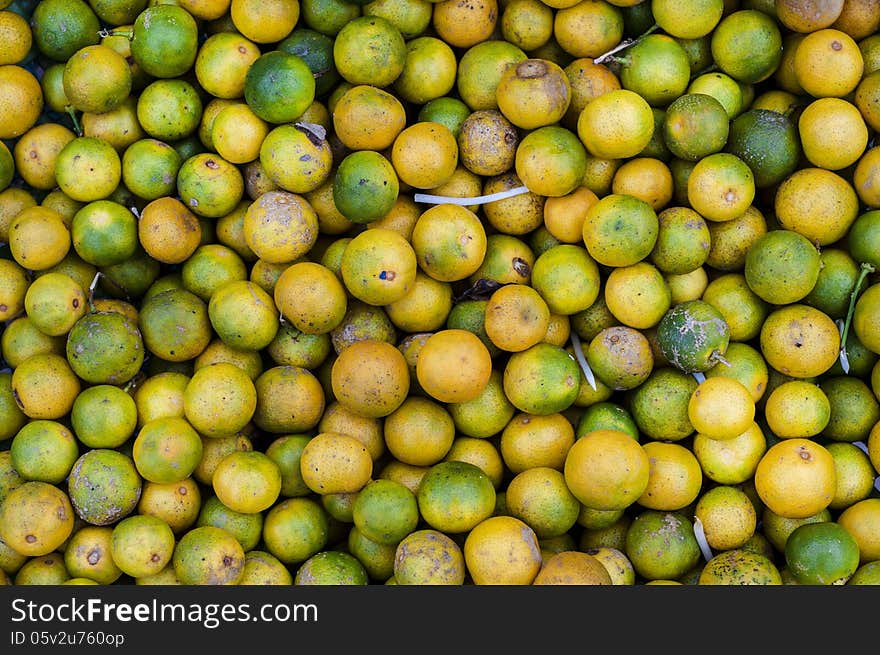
593 23 659 65
99 28 133 40
65 105 82 137
570 331 597 391
839 262 876 374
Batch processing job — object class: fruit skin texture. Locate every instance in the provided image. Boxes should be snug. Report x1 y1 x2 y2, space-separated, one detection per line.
785 522 860 585
656 300 730 373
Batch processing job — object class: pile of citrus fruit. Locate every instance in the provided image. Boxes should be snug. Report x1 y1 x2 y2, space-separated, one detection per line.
1 0 880 586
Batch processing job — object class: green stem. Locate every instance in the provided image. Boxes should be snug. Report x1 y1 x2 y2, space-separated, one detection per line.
65 105 82 137
839 262 876 373
98 28 133 40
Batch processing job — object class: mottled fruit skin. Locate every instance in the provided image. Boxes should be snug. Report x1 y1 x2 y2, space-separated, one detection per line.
656 300 730 373
698 549 782 585
66 311 145 385
67 449 142 526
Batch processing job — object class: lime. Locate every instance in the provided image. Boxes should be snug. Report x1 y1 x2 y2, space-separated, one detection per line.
656 300 730 373
727 108 801 189
785 521 861 585
244 51 316 124
130 4 199 79
333 150 399 224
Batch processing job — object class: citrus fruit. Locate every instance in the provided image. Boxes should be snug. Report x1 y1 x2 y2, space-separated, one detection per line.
244 50 316 125
514 125 587 198
760 304 841 379
744 229 822 305
331 339 410 418
637 441 703 512
496 58 571 130
463 515 542 585
172 525 245 586
662 93 729 162
554 0 623 58
416 460 496 535
710 9 783 84
727 108 801 189
764 380 832 439
333 15 406 87
793 27 864 98
655 299 730 374
688 376 756 441
0 481 75 557
785 521 860 585
619 33 691 108
130 4 199 79
581 193 659 268
393 529 466 585
110 514 176 580
577 88 654 160
352 478 419 546
694 485 758 552
0 64 43 140
624 509 702 581
651 0 723 39
30 0 100 63
698 549 782 585
754 438 837 520
564 428 650 511
230 0 299 43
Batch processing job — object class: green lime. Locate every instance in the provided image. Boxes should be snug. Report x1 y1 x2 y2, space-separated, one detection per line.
847 210 880 270
785 521 861 585
245 50 316 124
30 0 100 62
656 300 731 373
332 150 399 224
70 384 138 449
352 478 419 545
68 449 142 526
196 494 264 552
502 342 581 415
698 549 782 584
416 460 496 535
10 419 79 484
417 96 471 138
278 27 340 98
744 229 821 305
628 366 699 442
71 200 138 267
130 4 199 79
295 550 369 585
576 401 639 440
66 310 145 385
726 108 801 189
663 92 730 161
625 509 702 581
122 138 182 201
